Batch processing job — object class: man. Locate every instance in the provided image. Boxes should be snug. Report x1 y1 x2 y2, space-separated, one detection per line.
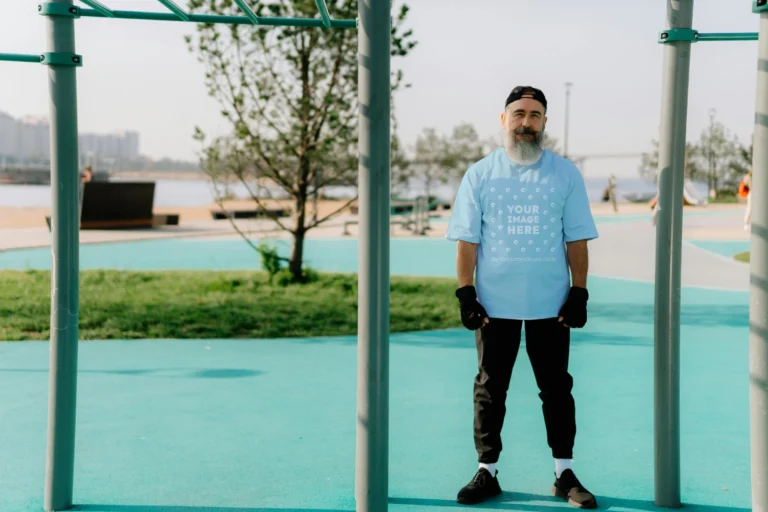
445 86 599 508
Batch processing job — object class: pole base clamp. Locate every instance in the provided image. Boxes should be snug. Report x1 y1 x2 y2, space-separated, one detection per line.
658 28 699 43
41 52 83 67
38 3 81 18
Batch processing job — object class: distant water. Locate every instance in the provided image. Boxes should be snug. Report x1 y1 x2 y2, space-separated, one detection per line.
0 176 707 208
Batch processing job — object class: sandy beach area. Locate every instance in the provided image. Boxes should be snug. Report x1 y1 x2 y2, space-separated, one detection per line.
0 199 745 230
0 198 357 230
0 198 749 252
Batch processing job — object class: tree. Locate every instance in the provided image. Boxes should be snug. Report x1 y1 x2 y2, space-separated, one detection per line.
697 121 748 196
389 112 413 198
405 123 491 200
187 0 417 282
443 123 490 179
410 127 449 200
638 139 703 184
638 121 749 196
404 124 565 204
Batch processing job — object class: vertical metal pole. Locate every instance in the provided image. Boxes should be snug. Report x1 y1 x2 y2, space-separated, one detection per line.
355 0 391 510
564 82 572 159
708 108 716 198
749 9 768 512
653 0 693 507
44 0 81 510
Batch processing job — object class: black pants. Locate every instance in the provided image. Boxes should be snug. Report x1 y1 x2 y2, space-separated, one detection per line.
473 317 575 463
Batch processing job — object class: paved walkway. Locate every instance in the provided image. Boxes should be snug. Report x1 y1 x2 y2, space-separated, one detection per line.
0 207 751 291
588 212 749 291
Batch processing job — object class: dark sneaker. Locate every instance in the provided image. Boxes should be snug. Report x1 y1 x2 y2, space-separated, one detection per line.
552 469 598 509
456 468 502 505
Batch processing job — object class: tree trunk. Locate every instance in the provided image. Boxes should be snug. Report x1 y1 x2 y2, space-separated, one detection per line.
290 167 309 282
289 225 306 282
288 44 311 283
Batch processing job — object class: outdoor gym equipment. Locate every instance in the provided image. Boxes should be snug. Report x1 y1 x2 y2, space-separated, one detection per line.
2 0 768 511
0 1 390 511
655 1 767 510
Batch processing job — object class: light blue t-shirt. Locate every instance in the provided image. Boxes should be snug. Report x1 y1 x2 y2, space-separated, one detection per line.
446 148 599 320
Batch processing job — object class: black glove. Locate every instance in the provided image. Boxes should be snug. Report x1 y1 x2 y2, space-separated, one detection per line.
558 286 589 328
455 286 489 331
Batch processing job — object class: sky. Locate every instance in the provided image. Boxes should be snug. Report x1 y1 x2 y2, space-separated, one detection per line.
0 0 763 178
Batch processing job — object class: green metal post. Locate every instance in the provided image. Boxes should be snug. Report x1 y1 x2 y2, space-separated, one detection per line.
0 53 44 63
156 0 190 21
234 0 261 24
750 3 768 511
79 0 114 17
697 32 758 41
355 0 390 510
43 0 81 510
77 8 357 28
315 0 332 27
654 0 693 507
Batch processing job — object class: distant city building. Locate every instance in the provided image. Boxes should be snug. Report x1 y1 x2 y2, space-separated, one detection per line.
0 111 18 158
0 110 140 160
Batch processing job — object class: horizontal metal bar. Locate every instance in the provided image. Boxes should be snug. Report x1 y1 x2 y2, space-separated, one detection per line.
79 0 114 18
156 0 189 21
0 53 42 64
315 0 332 28
696 32 759 41
233 0 260 25
78 8 356 28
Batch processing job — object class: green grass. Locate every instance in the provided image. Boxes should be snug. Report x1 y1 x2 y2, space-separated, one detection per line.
709 198 740 204
735 251 750 263
0 270 462 341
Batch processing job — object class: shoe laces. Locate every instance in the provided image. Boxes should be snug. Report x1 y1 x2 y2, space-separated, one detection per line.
473 469 489 485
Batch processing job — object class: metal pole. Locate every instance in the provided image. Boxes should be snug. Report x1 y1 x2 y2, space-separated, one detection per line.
355 0 390 511
653 0 693 507
708 108 716 198
44 0 81 510
564 82 572 159
749 9 768 512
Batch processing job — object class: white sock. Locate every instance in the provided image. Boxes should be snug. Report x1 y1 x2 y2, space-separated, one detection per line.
479 462 497 476
555 459 572 479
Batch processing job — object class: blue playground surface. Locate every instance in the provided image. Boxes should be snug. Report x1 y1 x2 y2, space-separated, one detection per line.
0 237 461 273
687 239 750 259
0 235 753 511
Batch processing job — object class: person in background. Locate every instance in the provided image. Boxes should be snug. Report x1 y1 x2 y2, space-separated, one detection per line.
78 166 93 227
446 85 599 509
741 169 752 232
605 175 617 213
80 166 93 183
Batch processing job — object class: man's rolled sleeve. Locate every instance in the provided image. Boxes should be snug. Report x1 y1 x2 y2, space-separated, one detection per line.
562 167 599 243
446 170 483 244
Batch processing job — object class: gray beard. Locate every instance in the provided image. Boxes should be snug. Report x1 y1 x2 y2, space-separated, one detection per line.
503 130 543 164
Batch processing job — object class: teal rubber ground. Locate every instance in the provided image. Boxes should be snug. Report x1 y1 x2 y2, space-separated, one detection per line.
0 237 491 273
0 207 754 510
0 275 751 511
688 239 750 258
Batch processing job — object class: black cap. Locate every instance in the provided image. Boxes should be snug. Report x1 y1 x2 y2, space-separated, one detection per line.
505 86 547 111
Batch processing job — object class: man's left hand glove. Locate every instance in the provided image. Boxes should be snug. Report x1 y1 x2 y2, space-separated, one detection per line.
558 286 589 328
